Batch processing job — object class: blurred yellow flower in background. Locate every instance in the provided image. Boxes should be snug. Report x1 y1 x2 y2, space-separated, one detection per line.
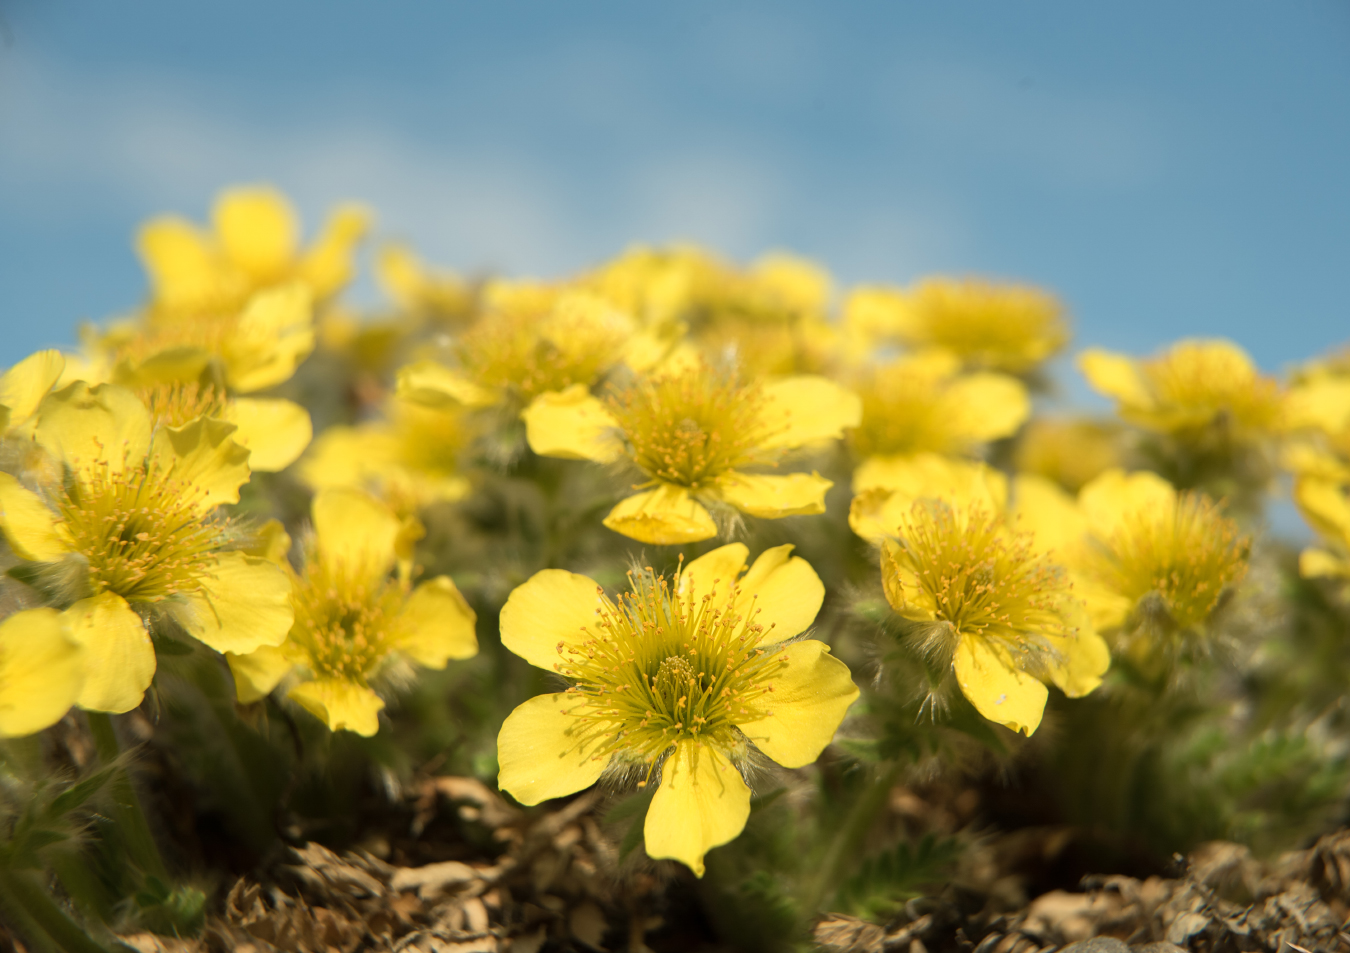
496 543 857 876
848 349 1029 477
137 184 369 317
0 382 293 713
1078 338 1284 443
227 487 478 736
524 363 861 544
1014 416 1123 493
845 278 1069 374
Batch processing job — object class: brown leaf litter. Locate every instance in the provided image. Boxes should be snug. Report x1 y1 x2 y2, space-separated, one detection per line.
815 832 1350 952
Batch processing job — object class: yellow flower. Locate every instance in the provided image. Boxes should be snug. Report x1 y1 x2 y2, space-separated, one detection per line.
227 488 478 736
0 609 85 738
1014 416 1122 493
396 285 643 412
845 278 1069 373
1078 339 1285 442
298 396 471 516
94 282 317 396
862 455 1108 735
523 364 862 544
1015 469 1250 661
136 184 368 316
849 350 1029 477
376 243 474 326
0 382 294 713
1291 475 1350 582
495 543 857 876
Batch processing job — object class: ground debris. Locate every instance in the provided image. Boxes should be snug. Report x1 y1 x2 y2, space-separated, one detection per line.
815 832 1350 953
112 777 663 953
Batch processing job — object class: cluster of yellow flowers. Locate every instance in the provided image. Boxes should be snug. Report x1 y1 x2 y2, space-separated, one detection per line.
0 183 1341 880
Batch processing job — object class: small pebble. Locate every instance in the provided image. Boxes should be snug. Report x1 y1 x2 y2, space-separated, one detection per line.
1131 945 1187 953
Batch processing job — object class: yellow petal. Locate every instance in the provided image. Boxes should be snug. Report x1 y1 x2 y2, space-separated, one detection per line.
36 382 152 476
880 537 939 622
945 373 1030 442
226 643 294 704
1079 469 1176 540
153 416 252 511
65 593 154 714
297 204 371 299
225 283 316 393
397 577 479 668
244 518 293 565
0 608 84 737
1294 476 1350 542
298 424 400 491
678 543 750 602
736 640 858 768
136 216 220 311
1301 548 1350 579
952 635 1047 736
1011 474 1087 558
0 350 65 425
497 693 611 805
735 544 825 644
499 569 604 671
1077 349 1152 408
115 345 214 390
522 386 623 462
313 487 401 580
852 452 1008 511
213 185 299 281
288 678 384 736
395 360 494 409
848 487 911 545
0 473 69 561
223 397 313 472
1044 626 1111 698
175 551 294 654
758 376 862 449
644 742 751 878
715 471 832 519
603 485 717 544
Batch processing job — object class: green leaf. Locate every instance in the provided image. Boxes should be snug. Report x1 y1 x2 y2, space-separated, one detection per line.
48 766 118 817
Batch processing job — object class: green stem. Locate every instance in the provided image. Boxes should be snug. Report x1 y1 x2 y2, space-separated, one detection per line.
0 866 120 953
802 760 904 914
84 712 169 882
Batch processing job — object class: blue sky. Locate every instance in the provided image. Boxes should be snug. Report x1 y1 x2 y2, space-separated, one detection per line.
1 1 1347 385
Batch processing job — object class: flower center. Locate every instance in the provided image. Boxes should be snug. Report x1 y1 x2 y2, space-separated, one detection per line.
58 453 224 603
289 558 407 684
1142 345 1282 430
607 367 773 489
853 367 956 458
891 501 1070 645
134 382 230 429
556 568 787 777
459 293 629 404
1090 492 1249 632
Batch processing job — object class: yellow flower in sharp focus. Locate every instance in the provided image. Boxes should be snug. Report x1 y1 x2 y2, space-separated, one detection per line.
844 279 1069 374
1015 469 1250 660
0 382 293 713
522 363 862 544
496 543 858 876
849 350 1030 475
0 609 85 738
861 455 1108 736
1078 339 1285 442
298 396 471 516
227 488 478 736
137 184 369 316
